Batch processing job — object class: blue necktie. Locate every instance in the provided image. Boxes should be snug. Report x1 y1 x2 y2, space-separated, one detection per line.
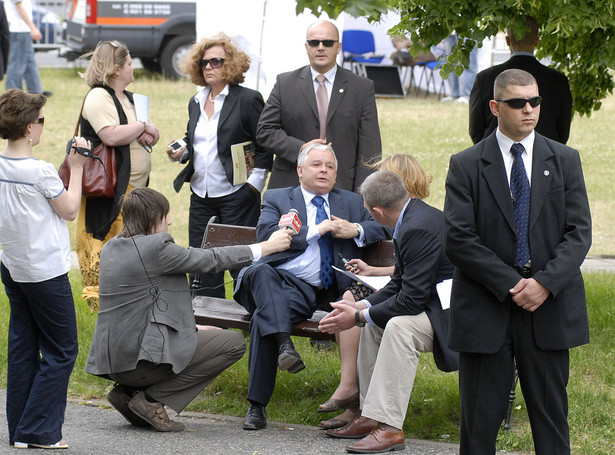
312 196 334 289
510 143 531 267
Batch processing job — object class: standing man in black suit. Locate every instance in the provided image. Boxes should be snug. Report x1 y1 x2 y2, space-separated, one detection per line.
257 20 381 191
234 143 388 431
445 69 591 455
469 15 572 144
319 170 457 454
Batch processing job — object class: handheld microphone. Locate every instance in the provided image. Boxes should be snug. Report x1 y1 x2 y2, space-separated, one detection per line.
278 209 302 235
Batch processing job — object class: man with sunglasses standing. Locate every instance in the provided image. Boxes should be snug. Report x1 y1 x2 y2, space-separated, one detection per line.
469 15 572 144
444 68 591 455
257 20 381 192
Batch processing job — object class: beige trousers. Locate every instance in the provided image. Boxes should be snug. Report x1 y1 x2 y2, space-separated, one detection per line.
358 312 434 429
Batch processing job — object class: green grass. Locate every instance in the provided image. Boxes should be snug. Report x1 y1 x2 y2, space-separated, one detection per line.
1 69 615 453
0 270 613 453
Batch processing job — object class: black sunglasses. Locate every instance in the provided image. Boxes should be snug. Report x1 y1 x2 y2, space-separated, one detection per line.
35 117 44 125
200 58 225 69
496 96 542 109
306 39 338 47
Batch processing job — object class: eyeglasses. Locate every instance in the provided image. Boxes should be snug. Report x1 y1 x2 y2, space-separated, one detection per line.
495 96 542 109
306 39 338 47
200 58 225 69
35 117 44 125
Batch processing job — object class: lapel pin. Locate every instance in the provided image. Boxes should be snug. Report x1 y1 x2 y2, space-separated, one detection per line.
544 170 550 176
339 88 344 93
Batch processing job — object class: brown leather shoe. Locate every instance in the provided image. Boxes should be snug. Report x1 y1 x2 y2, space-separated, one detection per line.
325 416 378 439
128 392 185 432
345 426 405 453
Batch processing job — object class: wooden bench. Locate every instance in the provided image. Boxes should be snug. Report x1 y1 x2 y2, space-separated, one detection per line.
192 217 395 340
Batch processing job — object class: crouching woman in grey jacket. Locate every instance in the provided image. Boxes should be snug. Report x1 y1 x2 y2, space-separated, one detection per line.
86 187 291 432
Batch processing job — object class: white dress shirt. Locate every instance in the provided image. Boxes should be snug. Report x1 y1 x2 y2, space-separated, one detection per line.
189 85 267 198
277 187 365 288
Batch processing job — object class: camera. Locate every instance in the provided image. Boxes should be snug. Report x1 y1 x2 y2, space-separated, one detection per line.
66 138 94 158
169 139 186 151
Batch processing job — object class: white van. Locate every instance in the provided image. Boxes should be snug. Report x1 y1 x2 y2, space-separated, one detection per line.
63 0 195 78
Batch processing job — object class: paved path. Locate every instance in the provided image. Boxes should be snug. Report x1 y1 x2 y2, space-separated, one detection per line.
0 391 468 455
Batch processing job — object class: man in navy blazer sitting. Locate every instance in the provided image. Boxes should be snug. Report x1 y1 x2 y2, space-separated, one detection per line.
234 143 388 431
319 171 457 453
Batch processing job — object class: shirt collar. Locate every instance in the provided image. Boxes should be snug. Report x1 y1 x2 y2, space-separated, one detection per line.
512 51 537 58
496 128 535 157
195 83 230 104
310 65 337 84
301 187 330 207
393 198 412 240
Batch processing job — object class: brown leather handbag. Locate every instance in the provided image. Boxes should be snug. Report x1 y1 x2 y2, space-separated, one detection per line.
58 93 118 198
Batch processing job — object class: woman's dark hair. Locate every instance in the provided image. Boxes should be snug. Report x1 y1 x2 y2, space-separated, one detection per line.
118 188 170 238
0 89 46 140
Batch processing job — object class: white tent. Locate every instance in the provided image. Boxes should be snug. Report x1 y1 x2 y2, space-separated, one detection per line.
199 1 496 99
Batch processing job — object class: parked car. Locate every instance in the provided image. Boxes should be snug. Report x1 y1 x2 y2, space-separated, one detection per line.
63 0 196 79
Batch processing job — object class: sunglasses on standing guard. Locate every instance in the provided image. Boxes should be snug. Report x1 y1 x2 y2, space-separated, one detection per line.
495 96 542 109
200 58 225 69
306 39 338 47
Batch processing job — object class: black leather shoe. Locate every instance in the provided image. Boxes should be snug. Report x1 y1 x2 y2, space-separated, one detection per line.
278 339 305 373
243 403 267 430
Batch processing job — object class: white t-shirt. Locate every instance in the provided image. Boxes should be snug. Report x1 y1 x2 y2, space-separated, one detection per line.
4 0 32 34
0 155 71 282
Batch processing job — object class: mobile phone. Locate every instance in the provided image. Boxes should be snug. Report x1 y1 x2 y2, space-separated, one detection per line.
169 139 186 151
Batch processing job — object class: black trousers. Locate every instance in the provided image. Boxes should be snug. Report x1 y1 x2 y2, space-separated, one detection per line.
458 302 570 455
188 184 260 298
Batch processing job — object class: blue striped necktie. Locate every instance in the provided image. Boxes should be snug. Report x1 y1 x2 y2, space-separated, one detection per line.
312 196 334 289
510 143 531 266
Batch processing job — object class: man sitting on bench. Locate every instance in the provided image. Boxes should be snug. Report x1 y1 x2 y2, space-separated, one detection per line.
319 171 458 453
234 144 388 431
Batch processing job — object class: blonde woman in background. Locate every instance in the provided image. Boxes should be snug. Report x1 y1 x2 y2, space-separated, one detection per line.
318 153 433 430
76 40 160 311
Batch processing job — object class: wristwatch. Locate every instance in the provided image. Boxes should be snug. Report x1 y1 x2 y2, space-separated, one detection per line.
354 309 365 327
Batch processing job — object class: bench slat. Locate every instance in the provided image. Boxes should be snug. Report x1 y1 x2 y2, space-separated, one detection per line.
193 296 334 340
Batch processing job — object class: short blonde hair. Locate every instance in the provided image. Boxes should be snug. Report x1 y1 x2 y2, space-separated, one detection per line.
180 33 250 86
368 154 432 199
82 40 130 87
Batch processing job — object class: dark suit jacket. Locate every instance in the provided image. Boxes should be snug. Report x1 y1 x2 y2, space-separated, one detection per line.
444 132 592 354
257 65 382 191
173 84 271 192
366 199 457 372
469 54 572 144
0 2 9 77
253 186 389 291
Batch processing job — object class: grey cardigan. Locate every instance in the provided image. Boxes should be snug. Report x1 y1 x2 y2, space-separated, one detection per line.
86 232 253 376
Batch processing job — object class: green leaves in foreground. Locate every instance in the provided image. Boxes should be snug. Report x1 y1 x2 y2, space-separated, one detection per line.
295 0 615 117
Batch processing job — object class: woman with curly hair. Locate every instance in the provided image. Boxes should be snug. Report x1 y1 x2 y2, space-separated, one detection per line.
167 33 271 298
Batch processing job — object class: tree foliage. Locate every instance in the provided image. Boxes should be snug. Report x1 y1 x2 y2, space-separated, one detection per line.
295 0 615 116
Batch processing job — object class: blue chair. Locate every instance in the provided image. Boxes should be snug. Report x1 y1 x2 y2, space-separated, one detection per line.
415 60 447 99
342 30 384 75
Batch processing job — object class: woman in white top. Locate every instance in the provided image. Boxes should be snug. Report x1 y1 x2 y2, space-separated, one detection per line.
168 33 271 298
77 40 160 312
0 89 90 449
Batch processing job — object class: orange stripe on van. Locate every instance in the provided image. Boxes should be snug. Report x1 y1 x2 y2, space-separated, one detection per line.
97 17 168 26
